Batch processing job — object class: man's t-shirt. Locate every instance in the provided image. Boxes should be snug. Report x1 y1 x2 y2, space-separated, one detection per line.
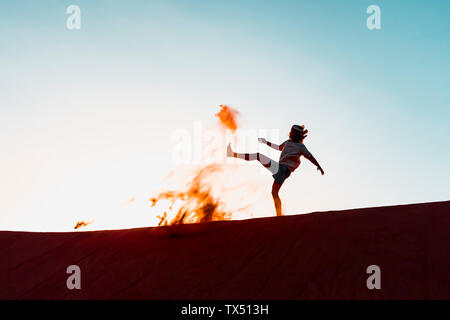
278 139 312 172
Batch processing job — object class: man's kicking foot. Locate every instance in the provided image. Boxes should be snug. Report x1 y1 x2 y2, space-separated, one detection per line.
227 143 235 157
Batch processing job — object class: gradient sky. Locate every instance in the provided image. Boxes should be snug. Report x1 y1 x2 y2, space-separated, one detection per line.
1 0 449 231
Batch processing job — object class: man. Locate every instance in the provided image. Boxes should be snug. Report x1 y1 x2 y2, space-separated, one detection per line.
227 124 324 216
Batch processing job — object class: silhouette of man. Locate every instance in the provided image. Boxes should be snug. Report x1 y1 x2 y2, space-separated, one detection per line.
227 124 324 216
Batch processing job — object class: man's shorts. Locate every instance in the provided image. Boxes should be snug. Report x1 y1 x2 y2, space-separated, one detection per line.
272 164 291 186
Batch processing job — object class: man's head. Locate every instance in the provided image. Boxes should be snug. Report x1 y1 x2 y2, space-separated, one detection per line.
289 124 308 142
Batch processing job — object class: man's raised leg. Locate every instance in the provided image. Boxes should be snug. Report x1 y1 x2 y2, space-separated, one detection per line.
227 143 273 169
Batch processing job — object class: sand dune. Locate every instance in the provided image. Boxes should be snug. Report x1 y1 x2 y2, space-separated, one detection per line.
1 200 449 299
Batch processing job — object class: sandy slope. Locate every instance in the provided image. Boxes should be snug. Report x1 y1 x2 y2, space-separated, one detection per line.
1 201 449 299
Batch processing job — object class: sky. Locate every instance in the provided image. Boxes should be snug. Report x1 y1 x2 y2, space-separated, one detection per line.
0 0 449 231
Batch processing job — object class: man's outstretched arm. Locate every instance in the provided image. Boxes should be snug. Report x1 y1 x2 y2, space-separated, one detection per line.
258 138 285 151
306 154 325 175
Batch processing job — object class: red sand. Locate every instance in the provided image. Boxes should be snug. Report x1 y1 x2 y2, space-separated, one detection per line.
1 201 449 299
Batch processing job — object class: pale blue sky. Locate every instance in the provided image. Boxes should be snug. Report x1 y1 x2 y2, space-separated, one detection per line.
0 0 449 231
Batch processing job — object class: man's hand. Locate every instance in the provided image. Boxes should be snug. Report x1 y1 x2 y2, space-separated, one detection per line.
317 166 324 175
258 137 267 144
